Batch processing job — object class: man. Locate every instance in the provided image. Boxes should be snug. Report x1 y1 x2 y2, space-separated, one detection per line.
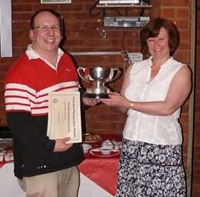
4 9 97 197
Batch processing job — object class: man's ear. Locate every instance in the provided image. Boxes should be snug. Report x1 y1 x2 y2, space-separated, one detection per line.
29 30 34 41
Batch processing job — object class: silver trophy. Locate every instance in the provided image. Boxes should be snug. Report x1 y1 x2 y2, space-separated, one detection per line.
77 66 122 98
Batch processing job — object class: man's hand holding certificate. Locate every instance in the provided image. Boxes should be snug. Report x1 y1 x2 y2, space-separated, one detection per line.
47 91 82 143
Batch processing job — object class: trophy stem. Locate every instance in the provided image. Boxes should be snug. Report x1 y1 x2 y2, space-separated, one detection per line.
95 81 102 90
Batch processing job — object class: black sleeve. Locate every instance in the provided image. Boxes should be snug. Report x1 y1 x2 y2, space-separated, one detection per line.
7 112 55 156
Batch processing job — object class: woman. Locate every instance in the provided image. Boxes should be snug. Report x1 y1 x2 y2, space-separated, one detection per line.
101 17 191 196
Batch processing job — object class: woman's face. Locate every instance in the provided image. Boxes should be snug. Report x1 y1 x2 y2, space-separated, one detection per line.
147 27 170 60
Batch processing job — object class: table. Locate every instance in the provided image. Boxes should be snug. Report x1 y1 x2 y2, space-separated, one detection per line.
78 153 119 196
0 136 121 197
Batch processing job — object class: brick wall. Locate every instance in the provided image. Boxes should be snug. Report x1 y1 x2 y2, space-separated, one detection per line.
159 1 191 180
0 0 199 195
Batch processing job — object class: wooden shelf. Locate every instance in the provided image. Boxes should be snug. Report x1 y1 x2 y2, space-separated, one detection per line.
96 4 152 8
103 26 144 30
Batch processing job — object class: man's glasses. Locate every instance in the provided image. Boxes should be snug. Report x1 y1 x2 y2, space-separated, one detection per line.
33 25 60 32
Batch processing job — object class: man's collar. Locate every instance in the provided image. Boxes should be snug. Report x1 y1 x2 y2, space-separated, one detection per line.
25 44 64 70
25 44 64 60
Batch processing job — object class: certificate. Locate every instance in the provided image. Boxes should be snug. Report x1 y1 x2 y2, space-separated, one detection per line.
47 91 82 143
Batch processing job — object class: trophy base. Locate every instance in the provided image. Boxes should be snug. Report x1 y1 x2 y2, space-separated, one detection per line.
84 93 109 99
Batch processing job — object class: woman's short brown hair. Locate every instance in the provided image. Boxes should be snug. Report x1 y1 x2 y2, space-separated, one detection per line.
140 17 180 56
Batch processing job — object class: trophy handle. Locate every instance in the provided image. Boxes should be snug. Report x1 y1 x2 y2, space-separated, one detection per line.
77 67 91 83
106 68 122 83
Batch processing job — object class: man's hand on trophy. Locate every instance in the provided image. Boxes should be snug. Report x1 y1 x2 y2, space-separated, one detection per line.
82 97 101 106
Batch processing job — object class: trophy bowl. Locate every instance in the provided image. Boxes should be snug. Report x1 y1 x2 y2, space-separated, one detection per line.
77 66 122 98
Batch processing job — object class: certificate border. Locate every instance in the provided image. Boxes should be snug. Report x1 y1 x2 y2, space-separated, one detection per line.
47 91 82 143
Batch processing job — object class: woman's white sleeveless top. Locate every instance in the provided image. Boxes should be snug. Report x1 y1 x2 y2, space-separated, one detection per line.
123 57 185 145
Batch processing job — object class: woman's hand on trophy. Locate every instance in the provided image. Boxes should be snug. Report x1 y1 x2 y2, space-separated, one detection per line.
82 97 101 106
100 92 131 113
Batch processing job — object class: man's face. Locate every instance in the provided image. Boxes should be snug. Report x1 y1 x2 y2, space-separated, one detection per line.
29 11 62 55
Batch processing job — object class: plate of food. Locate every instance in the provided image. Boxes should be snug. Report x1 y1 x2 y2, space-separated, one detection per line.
83 132 101 143
89 147 120 158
